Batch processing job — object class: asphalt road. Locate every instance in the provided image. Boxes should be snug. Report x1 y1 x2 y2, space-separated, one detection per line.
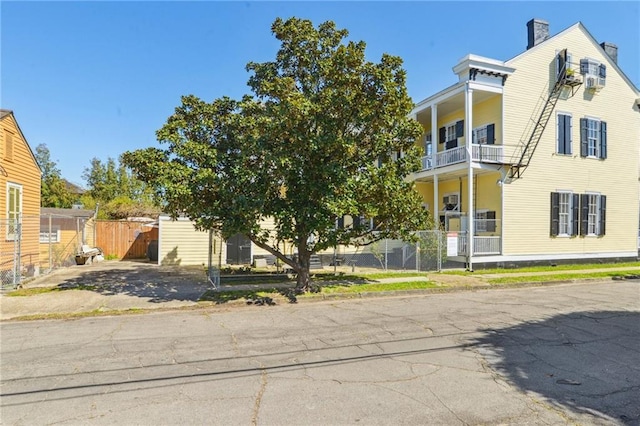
1 280 638 425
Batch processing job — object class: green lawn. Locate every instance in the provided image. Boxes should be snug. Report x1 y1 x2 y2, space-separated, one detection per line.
6 285 97 297
311 280 439 295
487 270 640 285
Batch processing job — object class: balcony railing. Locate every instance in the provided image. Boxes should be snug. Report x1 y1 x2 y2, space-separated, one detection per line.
457 235 501 256
436 146 467 167
421 144 518 171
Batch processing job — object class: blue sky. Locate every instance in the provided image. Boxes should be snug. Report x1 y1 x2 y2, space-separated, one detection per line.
2 1 638 186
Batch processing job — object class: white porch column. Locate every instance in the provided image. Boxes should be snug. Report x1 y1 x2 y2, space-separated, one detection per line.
431 104 438 154
433 174 439 229
432 104 439 228
465 84 474 270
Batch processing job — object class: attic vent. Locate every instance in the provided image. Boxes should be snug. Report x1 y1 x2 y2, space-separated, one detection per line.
5 131 13 161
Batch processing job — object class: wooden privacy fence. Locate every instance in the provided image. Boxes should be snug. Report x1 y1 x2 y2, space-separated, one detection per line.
95 221 158 260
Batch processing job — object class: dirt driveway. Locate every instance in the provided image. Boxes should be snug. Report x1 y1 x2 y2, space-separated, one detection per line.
1 260 212 320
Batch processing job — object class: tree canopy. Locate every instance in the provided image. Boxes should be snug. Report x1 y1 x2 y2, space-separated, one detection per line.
123 17 430 290
83 156 160 219
35 144 76 208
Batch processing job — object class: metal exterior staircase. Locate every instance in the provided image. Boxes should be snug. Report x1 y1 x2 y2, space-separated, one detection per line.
507 50 582 181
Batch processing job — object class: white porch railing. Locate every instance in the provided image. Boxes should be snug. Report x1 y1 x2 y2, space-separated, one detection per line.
457 235 501 256
420 144 508 171
436 146 467 167
472 144 504 163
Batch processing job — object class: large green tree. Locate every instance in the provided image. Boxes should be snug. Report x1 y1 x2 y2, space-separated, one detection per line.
123 18 430 290
83 156 159 219
35 144 75 208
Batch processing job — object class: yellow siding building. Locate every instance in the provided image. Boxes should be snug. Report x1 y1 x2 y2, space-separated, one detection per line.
409 19 640 267
0 110 42 283
157 216 226 267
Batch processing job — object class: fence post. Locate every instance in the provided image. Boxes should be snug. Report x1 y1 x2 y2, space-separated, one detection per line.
415 237 420 272
14 221 21 286
48 214 52 272
384 239 388 271
437 230 442 272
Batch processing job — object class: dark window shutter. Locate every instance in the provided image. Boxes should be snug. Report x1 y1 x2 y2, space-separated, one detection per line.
598 64 606 78
557 50 566 77
455 120 464 137
439 127 446 144
580 59 589 74
580 118 588 157
352 215 361 228
580 194 589 236
564 115 572 154
445 140 457 150
599 195 606 236
486 124 495 145
572 194 579 236
559 115 565 153
550 192 559 236
337 216 345 229
486 211 496 232
600 121 607 159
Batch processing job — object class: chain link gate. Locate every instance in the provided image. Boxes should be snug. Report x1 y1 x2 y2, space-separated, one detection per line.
1 219 21 289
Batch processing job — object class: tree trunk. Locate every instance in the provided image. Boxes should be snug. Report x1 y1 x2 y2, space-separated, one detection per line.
295 250 312 292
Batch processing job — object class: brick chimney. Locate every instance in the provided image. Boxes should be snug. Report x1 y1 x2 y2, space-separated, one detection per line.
527 19 549 50
600 42 618 64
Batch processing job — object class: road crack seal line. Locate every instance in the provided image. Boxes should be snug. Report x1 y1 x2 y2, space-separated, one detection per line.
250 368 267 426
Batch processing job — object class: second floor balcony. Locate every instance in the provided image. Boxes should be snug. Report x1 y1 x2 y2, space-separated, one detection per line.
421 144 517 171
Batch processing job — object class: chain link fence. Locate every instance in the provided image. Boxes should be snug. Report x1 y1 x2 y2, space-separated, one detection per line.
1 215 40 289
1 214 96 289
318 230 448 272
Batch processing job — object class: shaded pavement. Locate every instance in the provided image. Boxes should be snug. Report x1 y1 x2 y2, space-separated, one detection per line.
1 281 638 424
0 260 637 320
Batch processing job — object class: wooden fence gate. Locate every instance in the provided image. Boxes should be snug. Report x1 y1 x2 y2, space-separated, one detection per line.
95 221 158 260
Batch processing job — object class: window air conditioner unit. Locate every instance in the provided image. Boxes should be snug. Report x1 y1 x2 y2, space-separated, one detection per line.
443 195 459 210
585 76 604 91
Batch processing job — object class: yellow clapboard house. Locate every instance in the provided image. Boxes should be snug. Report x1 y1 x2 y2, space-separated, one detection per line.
409 19 640 267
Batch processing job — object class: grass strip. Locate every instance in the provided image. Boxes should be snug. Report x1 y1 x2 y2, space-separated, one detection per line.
487 270 639 285
7 285 97 297
7 308 148 321
199 280 440 303
309 281 439 295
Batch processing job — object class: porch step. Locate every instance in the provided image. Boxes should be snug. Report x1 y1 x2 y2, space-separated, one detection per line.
309 254 323 270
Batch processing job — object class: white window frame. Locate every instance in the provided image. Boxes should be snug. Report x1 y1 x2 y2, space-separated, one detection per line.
582 58 606 88
472 124 489 145
475 209 488 232
584 59 600 77
586 192 601 236
444 122 457 142
7 183 22 241
558 191 573 236
556 112 572 155
586 117 601 158
40 227 61 243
